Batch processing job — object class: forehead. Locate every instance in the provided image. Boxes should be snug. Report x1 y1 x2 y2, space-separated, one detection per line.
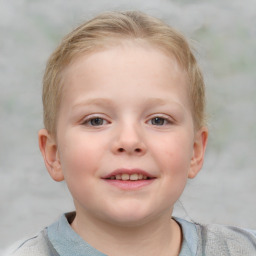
60 41 190 106
64 39 187 74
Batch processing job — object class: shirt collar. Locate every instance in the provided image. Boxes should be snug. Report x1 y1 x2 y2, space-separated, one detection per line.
48 212 107 256
48 212 198 256
174 217 199 256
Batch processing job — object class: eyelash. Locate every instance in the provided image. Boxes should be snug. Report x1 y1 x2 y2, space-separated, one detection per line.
81 114 173 127
81 116 109 127
148 115 173 126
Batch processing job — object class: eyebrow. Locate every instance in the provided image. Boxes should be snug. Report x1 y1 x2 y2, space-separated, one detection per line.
142 97 184 109
71 97 184 111
72 98 114 110
143 98 168 105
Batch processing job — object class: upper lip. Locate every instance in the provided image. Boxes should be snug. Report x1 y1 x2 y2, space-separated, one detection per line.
102 168 155 179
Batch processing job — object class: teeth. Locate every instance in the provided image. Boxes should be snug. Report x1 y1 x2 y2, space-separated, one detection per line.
130 174 139 181
121 174 129 180
116 174 122 180
108 174 150 181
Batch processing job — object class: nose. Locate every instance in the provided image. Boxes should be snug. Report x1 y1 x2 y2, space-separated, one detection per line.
111 123 147 156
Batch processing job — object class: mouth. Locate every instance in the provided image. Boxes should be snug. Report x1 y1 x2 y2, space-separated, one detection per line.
106 173 153 181
102 169 156 190
102 168 155 180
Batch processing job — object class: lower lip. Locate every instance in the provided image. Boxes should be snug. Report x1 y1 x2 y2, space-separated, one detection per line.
103 179 155 190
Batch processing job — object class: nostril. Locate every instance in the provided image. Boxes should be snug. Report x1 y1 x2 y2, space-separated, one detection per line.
117 148 142 153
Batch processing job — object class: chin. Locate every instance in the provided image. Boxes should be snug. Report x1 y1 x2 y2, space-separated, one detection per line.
109 216 151 227
101 206 156 227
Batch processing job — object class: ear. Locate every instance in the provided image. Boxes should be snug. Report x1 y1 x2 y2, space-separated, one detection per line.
38 129 64 182
188 127 208 179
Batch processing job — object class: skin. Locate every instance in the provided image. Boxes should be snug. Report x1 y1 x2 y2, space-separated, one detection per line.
39 41 208 256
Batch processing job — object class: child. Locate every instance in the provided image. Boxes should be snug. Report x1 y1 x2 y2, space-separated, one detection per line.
7 11 256 256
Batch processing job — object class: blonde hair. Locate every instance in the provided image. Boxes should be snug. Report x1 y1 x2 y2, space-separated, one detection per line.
43 11 206 135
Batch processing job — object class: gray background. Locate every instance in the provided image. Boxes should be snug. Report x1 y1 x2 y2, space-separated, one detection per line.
1 0 256 252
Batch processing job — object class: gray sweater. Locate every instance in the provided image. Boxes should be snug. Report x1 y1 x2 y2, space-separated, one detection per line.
6 212 256 256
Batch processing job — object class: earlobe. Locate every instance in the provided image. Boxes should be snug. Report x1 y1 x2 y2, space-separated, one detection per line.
188 127 208 179
38 129 64 182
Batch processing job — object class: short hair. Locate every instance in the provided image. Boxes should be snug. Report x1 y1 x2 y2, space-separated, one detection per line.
43 11 206 135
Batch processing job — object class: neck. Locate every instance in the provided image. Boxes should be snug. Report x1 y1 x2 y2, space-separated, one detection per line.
71 209 182 256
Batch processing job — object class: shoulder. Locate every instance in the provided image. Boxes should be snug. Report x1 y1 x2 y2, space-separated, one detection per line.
196 222 256 255
175 217 256 256
4 229 58 256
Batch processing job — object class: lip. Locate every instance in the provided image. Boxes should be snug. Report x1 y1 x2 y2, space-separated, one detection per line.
101 168 156 190
102 168 155 179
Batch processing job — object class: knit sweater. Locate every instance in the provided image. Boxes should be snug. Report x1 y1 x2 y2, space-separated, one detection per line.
5 212 256 256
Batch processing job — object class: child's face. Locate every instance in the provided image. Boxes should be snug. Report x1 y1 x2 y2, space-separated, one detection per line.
40 41 207 226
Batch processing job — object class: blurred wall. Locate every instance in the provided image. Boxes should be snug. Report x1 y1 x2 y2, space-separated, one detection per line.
1 0 256 251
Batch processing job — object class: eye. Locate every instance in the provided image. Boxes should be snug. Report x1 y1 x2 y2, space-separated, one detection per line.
89 118 105 126
82 116 109 126
149 116 172 126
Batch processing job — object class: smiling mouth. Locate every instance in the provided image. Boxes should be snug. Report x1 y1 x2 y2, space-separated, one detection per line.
102 169 155 190
106 173 153 181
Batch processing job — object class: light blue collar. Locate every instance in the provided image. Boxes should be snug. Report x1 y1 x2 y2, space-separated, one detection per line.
48 212 106 256
173 217 198 256
48 213 198 256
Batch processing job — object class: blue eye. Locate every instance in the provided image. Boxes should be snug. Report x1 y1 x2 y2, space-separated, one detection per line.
89 118 104 126
151 117 167 125
82 117 107 126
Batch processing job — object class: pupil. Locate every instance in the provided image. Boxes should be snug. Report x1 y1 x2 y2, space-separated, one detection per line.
91 118 103 126
152 117 164 125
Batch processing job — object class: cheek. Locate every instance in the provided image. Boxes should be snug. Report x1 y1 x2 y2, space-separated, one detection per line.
57 138 100 204
58 134 101 181
151 133 193 172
